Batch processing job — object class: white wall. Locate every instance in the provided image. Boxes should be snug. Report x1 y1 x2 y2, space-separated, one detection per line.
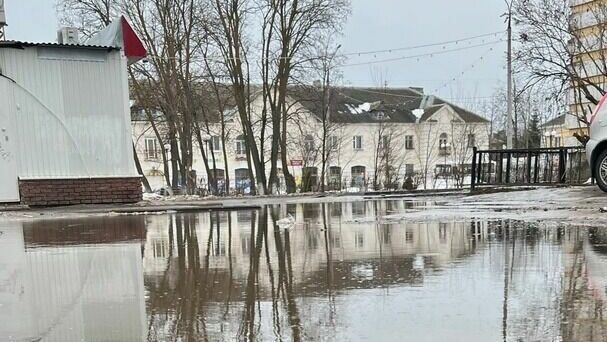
0 46 138 179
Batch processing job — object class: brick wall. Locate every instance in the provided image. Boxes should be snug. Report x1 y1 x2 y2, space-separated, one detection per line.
19 177 142 207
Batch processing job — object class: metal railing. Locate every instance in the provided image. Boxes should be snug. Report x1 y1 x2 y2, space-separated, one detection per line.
470 146 590 189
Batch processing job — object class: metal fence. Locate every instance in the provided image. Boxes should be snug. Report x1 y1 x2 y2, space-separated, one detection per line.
470 146 591 189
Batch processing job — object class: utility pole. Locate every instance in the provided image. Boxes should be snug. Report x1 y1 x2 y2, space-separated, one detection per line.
0 0 6 41
506 1 514 149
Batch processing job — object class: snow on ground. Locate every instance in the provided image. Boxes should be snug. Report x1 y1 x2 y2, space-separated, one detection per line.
377 186 607 226
3 186 607 226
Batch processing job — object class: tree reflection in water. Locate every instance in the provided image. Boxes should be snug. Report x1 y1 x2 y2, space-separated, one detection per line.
9 202 607 341
141 202 607 342
143 201 481 341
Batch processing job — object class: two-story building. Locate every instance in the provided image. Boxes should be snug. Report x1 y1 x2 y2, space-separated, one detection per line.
133 87 490 193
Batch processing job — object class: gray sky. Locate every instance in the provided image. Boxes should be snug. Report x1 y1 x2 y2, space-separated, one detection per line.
4 0 507 107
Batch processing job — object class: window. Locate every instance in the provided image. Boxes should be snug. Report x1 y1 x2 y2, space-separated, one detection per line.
439 133 449 150
330 233 341 248
555 136 561 147
145 138 159 160
304 135 315 153
307 234 319 250
353 135 363 150
329 135 339 150
209 136 221 151
355 232 364 249
468 134 476 148
405 164 415 176
405 135 414 150
235 135 246 156
435 164 452 175
439 133 450 155
379 135 390 150
405 230 414 243
241 234 251 255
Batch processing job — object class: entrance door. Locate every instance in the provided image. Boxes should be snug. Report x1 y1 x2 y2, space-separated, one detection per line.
0 77 20 202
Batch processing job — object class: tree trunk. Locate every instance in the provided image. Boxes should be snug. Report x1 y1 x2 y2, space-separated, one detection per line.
133 142 152 193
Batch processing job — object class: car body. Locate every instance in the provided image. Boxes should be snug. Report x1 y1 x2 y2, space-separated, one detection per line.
587 94 607 192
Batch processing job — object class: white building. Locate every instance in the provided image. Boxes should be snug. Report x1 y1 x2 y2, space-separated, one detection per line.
0 19 146 206
133 87 490 192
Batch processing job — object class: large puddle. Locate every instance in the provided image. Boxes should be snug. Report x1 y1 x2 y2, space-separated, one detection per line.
1 200 607 341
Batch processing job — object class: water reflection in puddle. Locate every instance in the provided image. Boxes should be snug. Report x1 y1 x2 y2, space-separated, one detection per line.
1 200 607 341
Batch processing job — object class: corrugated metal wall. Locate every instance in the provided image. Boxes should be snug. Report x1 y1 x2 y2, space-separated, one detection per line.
0 46 137 178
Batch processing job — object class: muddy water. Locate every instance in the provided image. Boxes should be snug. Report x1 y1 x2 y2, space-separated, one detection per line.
1 200 607 341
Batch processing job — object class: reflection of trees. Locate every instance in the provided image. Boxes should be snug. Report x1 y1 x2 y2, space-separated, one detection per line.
560 227 607 341
144 203 486 341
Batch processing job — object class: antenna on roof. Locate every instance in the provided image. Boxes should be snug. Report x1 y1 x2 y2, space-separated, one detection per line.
0 0 6 41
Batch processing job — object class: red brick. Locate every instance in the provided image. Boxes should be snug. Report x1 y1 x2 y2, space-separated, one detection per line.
19 177 142 207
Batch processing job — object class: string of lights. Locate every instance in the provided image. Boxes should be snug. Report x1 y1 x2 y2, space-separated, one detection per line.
340 31 504 57
341 39 505 68
338 45 500 108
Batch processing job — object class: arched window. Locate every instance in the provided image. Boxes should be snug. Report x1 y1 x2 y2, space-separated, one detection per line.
439 133 448 150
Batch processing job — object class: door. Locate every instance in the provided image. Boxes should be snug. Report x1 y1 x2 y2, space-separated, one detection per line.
0 77 19 202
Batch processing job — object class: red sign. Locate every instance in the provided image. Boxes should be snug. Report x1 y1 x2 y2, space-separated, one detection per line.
290 160 303 167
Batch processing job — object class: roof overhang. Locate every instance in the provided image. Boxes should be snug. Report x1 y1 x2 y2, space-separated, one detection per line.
0 40 118 51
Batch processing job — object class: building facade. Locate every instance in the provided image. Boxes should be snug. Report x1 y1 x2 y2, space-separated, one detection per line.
133 87 490 193
564 0 607 144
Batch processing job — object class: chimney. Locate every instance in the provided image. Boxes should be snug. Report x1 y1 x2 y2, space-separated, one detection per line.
411 87 424 94
57 27 80 44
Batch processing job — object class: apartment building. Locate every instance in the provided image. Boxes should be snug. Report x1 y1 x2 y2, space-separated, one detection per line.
132 87 490 193
566 0 607 144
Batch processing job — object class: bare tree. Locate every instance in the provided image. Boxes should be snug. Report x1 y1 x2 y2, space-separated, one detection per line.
514 0 607 145
258 0 350 193
415 121 442 190
209 0 268 194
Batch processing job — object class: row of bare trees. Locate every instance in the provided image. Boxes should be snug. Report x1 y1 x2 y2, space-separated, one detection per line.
59 0 350 195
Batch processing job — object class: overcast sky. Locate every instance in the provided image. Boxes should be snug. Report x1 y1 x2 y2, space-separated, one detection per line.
4 0 508 107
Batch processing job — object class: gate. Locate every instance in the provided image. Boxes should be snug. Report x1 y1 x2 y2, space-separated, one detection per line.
470 146 590 190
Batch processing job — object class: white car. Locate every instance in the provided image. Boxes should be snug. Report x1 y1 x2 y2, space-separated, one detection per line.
587 94 607 192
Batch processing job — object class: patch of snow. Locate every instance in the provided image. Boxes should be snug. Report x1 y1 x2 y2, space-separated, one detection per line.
412 108 424 120
346 102 374 115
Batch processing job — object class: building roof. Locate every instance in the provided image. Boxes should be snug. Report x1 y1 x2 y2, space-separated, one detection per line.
541 114 567 128
0 40 119 51
292 86 489 124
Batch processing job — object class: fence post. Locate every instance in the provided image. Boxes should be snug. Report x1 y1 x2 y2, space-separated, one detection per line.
506 152 512 184
498 152 503 184
471 147 477 190
478 152 483 184
527 151 532 183
558 148 566 183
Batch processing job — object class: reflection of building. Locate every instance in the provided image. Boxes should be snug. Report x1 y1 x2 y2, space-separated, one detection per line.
142 201 488 301
0 218 147 341
560 227 607 340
